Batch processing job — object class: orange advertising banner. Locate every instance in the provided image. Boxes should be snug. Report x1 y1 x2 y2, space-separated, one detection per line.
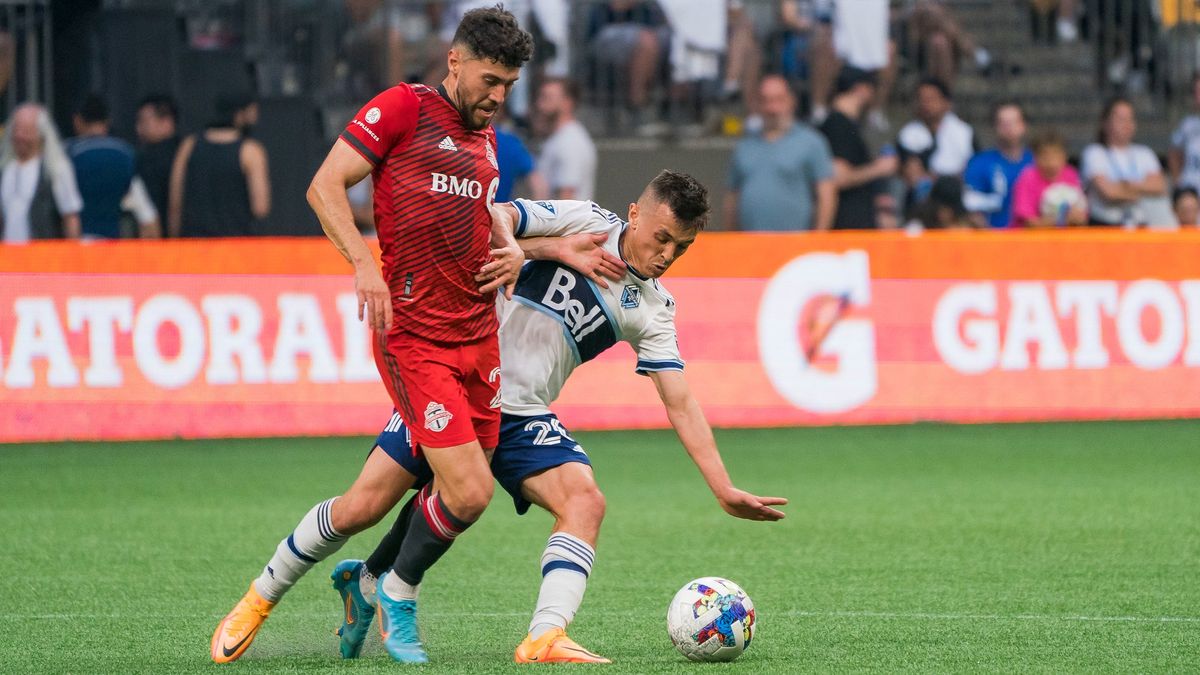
2 232 1199 442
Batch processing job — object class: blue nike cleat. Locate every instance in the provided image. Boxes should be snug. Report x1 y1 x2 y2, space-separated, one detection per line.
377 573 429 664
331 559 376 659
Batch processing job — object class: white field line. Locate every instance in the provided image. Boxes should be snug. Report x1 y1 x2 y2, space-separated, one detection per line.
3 610 1198 624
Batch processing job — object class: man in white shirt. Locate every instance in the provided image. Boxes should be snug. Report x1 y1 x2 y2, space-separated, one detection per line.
0 103 83 242
536 78 597 200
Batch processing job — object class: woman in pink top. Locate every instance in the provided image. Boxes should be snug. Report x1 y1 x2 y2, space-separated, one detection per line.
1010 130 1087 227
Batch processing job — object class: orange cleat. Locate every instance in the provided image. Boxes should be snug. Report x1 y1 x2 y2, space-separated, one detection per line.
514 628 611 664
210 583 275 663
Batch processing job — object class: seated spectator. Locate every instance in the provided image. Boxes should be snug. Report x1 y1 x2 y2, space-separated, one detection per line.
723 1 764 117
0 103 82 241
820 67 899 229
586 0 668 123
1010 130 1086 228
135 94 181 231
896 78 975 211
1168 75 1200 192
725 75 835 231
963 101 1032 228
68 94 160 239
910 175 972 230
169 91 271 237
1081 97 1175 228
536 78 596 200
900 0 990 91
1173 187 1200 227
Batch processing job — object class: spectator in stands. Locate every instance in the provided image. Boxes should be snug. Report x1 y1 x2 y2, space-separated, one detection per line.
723 1 764 117
0 103 82 242
963 101 1032 229
726 75 835 231
900 0 989 91
495 116 547 202
896 78 975 212
1010 130 1086 228
820 67 899 229
134 94 181 231
810 0 895 130
910 174 972 230
586 0 668 128
1172 187 1200 227
1081 97 1174 228
1168 75 1200 193
169 90 271 237
536 78 596 200
68 94 160 239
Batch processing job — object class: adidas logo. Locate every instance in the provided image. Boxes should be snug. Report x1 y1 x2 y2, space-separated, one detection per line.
438 136 458 152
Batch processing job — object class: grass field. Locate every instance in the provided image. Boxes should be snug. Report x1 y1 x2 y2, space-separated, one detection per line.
3 420 1199 673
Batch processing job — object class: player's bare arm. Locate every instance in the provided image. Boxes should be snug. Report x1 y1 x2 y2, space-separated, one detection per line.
307 140 392 331
519 233 625 288
648 369 788 522
477 203 525 299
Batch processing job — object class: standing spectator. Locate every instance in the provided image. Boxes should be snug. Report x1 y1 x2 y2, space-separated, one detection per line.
963 101 1032 229
1081 97 1173 228
0 103 82 242
1010 130 1086 228
820 67 898 229
494 120 547 202
896 78 974 211
1168 75 1200 192
1173 187 1200 227
535 78 596 200
134 94 181 229
68 94 160 239
726 75 836 231
169 91 271 237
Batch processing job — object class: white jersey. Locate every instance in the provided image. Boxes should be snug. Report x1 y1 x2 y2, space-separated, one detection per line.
500 198 684 416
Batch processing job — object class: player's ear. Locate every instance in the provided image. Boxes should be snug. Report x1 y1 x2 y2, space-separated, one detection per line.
627 202 638 229
447 47 462 77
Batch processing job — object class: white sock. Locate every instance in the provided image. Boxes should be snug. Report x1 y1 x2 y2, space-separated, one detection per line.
254 497 347 602
381 570 420 602
529 532 594 639
359 569 379 606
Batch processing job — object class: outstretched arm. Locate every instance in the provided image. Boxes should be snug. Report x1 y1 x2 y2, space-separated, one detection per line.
483 201 626 288
649 369 787 521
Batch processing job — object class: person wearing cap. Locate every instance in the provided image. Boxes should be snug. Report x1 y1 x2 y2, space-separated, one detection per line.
168 90 271 237
819 67 899 229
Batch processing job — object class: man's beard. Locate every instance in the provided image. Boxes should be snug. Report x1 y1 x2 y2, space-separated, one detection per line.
455 83 495 131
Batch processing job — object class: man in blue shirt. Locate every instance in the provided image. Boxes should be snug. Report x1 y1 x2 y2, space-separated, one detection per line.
68 94 160 238
725 75 836 231
494 121 547 203
963 101 1031 228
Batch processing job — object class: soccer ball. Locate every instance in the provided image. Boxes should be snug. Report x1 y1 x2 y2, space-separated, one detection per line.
1039 182 1086 221
666 577 756 662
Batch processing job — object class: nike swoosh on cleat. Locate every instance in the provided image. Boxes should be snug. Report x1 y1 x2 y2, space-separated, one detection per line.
221 628 258 658
560 645 602 658
344 595 355 625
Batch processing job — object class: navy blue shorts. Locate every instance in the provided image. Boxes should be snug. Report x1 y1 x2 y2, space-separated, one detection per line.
492 412 592 515
371 410 433 488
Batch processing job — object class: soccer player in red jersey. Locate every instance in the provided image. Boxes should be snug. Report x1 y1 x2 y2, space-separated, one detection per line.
209 7 534 665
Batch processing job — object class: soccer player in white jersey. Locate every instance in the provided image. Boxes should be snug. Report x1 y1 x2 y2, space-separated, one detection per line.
340 170 788 664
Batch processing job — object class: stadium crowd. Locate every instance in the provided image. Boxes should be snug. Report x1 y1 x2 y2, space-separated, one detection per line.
2 0 1200 240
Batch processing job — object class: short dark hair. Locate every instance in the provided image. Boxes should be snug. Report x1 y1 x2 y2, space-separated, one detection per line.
452 5 534 69
137 94 178 123
645 170 709 231
77 93 109 124
1030 129 1066 154
835 66 877 96
917 77 952 101
1173 186 1199 206
542 77 581 105
991 100 1025 126
212 89 256 127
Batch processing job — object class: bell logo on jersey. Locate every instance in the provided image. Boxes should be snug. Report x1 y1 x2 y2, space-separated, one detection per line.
543 268 608 341
424 401 454 432
430 172 483 199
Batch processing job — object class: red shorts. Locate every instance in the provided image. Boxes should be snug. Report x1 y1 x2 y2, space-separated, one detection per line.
372 332 501 451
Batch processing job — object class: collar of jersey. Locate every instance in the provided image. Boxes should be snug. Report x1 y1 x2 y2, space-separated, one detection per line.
436 84 488 135
618 223 650 280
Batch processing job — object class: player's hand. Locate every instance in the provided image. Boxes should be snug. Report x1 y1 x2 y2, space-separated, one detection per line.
557 232 626 288
715 487 787 522
355 263 393 332
477 243 524 299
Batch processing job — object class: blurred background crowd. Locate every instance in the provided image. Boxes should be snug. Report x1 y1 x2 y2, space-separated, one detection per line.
5 0 1200 239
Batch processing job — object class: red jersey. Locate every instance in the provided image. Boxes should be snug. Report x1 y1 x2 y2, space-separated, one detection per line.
341 83 500 343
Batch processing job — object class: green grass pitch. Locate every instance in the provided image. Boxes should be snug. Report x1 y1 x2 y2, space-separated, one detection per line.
2 420 1198 673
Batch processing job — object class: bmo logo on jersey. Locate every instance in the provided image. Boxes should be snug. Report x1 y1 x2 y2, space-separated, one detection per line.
430 172 482 199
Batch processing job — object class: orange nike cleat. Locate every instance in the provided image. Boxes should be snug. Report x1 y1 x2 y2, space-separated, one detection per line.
210 583 275 663
514 628 611 664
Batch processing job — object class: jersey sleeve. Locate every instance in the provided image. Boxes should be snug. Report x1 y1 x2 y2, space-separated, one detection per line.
511 198 610 237
339 85 419 166
631 303 684 375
